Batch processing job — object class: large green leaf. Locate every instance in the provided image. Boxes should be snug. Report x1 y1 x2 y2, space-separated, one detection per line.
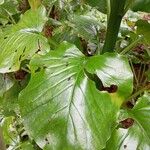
0 5 49 73
19 42 133 149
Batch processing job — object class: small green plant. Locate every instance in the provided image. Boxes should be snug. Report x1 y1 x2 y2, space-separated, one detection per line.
0 0 149 149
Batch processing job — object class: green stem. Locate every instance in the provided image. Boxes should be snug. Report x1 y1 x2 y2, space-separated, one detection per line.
106 0 111 22
102 0 126 53
129 59 139 86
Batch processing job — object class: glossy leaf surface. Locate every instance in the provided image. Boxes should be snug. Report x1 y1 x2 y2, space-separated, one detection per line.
19 42 133 149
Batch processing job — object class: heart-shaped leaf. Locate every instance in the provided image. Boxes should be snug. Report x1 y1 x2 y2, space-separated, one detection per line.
19 42 133 149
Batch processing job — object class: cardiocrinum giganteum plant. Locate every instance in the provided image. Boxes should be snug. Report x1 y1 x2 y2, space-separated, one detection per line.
0 0 150 149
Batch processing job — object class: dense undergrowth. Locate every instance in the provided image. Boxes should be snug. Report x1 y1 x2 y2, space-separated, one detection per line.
0 0 150 150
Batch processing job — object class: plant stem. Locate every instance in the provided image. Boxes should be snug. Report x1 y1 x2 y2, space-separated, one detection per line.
129 59 139 86
102 0 126 53
106 0 111 22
